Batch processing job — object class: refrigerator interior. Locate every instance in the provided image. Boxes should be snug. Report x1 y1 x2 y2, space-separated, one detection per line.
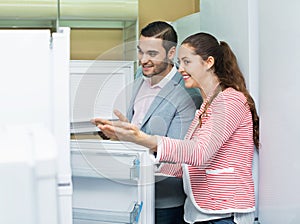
70 59 154 224
71 140 154 224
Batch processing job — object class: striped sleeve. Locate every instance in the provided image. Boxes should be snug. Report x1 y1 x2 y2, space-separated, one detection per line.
158 88 250 167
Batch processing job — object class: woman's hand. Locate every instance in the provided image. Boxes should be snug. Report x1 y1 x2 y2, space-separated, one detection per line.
91 109 158 151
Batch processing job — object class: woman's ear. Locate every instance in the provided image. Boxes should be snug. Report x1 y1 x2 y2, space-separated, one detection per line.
206 56 215 71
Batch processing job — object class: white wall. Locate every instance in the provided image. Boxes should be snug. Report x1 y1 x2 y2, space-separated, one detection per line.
199 0 259 102
258 0 300 223
172 12 201 45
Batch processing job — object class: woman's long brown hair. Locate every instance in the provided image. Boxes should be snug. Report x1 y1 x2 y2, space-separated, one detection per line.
182 33 259 150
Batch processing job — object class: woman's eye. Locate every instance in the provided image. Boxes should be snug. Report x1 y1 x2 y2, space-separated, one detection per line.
183 60 190 65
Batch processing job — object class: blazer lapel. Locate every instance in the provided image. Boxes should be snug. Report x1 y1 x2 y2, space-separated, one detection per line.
140 72 182 128
127 77 144 121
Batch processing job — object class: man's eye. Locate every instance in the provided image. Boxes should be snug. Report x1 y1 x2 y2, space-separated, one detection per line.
148 52 158 57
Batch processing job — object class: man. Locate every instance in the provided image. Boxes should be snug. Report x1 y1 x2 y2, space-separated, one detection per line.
127 21 202 224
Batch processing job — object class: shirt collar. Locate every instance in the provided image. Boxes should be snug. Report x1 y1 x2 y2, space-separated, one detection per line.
143 66 177 89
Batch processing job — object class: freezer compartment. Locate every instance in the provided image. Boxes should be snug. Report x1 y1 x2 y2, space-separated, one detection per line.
71 142 141 180
72 177 142 224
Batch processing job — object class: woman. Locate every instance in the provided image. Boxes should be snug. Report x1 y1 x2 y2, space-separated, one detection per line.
92 32 259 224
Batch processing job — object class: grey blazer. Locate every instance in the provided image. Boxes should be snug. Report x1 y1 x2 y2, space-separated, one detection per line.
126 68 202 139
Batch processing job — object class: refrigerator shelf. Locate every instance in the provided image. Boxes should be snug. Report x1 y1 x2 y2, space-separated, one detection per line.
70 121 99 133
73 202 142 224
71 141 141 180
70 139 150 152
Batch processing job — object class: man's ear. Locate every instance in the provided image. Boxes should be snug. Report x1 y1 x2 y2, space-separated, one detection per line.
167 46 176 60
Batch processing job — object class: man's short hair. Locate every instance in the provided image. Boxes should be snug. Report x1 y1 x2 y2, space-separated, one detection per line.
140 21 178 52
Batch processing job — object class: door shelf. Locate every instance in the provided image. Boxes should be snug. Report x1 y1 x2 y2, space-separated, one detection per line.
73 202 142 224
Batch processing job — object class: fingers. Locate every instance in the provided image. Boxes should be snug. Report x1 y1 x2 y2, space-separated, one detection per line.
98 124 119 140
91 111 138 141
91 109 128 126
98 131 110 140
92 117 128 133
91 118 112 126
98 123 136 142
113 109 129 122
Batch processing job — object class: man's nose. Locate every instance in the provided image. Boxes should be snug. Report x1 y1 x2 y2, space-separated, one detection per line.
139 53 150 64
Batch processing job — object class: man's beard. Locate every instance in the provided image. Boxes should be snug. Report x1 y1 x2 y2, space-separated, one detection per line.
141 57 170 78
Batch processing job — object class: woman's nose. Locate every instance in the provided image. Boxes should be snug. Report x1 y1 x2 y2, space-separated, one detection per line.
177 63 184 72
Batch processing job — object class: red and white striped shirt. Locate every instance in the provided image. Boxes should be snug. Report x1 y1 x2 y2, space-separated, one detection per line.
156 87 255 213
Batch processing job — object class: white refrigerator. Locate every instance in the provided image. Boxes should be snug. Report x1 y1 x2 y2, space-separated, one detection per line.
0 28 72 224
69 60 155 224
